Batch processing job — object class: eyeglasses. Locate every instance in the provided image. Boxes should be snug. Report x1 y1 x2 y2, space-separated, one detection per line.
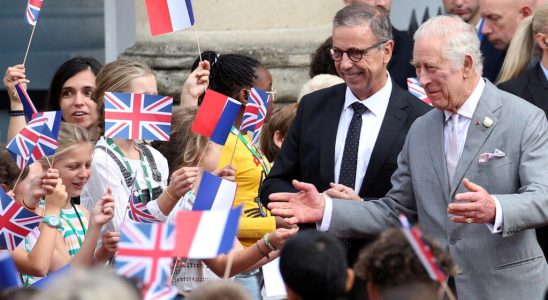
330 40 388 62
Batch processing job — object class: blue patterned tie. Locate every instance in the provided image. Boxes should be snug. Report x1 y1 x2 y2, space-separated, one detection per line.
339 102 367 189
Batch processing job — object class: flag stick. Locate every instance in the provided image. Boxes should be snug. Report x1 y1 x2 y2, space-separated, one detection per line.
441 281 457 300
193 24 202 63
22 25 37 66
11 167 26 194
170 257 180 282
196 140 210 168
228 133 239 165
223 250 235 279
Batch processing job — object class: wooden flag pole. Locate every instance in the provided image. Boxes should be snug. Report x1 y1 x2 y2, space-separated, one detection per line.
195 140 210 168
193 24 203 63
441 281 457 300
22 25 37 66
228 133 239 165
223 250 235 279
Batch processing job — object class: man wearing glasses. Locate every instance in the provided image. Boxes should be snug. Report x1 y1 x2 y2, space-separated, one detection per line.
260 4 430 266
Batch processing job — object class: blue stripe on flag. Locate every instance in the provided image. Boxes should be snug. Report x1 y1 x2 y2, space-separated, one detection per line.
185 0 195 25
0 252 22 290
217 206 243 255
192 172 221 211
210 99 241 145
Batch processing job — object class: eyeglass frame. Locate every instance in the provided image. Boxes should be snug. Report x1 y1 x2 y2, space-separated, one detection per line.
329 40 389 62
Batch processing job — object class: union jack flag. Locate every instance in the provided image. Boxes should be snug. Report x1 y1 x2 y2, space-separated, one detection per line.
25 0 43 26
239 87 271 144
6 114 48 170
0 189 42 251
115 222 177 300
104 92 173 141
407 77 432 106
127 193 162 223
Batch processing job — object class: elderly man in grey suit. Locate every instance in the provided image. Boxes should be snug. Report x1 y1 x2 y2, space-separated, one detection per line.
267 15 548 300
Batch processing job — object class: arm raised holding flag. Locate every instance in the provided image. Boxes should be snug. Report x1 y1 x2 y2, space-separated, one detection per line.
3 65 30 141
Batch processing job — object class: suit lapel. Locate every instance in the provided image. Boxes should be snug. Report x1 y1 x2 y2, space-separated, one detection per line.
360 85 408 195
449 82 502 196
319 85 346 186
429 109 451 200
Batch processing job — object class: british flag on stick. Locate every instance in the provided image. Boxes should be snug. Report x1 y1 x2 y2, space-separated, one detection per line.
115 222 177 300
6 114 49 170
239 87 271 145
104 92 173 141
0 189 42 251
25 0 43 26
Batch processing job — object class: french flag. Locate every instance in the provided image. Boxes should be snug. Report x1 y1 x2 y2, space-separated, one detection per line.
174 206 242 259
399 214 446 283
192 171 237 211
0 251 22 290
145 0 195 36
191 89 242 145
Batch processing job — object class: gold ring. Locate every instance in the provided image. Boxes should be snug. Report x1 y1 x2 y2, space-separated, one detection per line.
466 218 473 224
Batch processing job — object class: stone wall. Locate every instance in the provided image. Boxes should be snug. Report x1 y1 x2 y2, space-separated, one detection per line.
120 0 343 103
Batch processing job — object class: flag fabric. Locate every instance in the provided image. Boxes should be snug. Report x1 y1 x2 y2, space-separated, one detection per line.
6 114 48 170
42 111 62 139
127 193 162 223
192 171 237 211
0 189 42 251
145 0 195 36
399 214 446 283
104 92 173 141
239 87 270 144
191 89 242 145
25 0 43 26
407 78 432 105
31 264 70 288
28 116 59 165
115 222 177 300
0 251 22 290
16 83 38 120
174 206 242 259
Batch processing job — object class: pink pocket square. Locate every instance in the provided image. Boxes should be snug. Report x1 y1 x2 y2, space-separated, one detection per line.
479 149 505 163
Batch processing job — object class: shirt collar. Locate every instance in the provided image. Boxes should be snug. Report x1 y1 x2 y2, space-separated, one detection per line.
540 63 548 82
444 78 485 122
344 73 392 117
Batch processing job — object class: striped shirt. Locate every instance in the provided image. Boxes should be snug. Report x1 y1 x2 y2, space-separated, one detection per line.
59 205 88 257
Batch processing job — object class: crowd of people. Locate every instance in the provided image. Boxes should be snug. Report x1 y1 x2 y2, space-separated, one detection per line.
1 0 548 299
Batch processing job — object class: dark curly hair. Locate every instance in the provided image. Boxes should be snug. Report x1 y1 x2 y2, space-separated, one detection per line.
355 227 457 291
309 37 338 78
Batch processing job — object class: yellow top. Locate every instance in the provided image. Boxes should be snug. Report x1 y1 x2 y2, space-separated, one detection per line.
218 129 274 247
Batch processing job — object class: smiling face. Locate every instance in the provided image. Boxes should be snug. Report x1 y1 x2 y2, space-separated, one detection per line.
53 143 93 198
59 69 98 129
332 24 392 100
412 37 469 112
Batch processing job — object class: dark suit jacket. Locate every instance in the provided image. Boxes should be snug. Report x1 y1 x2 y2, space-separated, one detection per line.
498 63 548 115
388 28 416 90
481 38 505 82
498 63 548 259
260 81 431 263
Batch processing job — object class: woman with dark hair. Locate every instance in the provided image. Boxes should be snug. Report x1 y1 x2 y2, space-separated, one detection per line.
3 57 102 140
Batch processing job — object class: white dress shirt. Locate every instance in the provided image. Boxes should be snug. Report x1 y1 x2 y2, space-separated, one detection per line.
334 75 392 192
541 63 548 82
320 78 503 234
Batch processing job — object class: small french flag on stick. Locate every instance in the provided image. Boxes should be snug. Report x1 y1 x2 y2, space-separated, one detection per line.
399 214 446 283
174 206 242 259
191 89 242 145
145 0 195 36
192 171 237 211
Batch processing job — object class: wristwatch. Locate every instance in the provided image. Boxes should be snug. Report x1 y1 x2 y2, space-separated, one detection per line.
42 216 62 229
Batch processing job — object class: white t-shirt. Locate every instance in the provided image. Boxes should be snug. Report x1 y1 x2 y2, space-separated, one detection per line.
81 138 170 242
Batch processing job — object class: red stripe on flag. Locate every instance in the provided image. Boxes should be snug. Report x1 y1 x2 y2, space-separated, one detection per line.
145 0 174 36
191 89 230 138
174 211 202 258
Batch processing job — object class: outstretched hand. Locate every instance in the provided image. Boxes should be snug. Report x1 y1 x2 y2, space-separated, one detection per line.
448 178 496 224
267 180 325 225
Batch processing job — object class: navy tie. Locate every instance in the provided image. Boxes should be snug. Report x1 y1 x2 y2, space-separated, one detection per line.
339 102 367 189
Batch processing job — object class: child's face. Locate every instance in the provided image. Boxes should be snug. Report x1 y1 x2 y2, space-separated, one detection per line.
53 143 93 198
13 163 43 203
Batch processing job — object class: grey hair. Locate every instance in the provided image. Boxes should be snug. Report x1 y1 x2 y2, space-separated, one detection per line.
414 15 483 75
333 4 393 42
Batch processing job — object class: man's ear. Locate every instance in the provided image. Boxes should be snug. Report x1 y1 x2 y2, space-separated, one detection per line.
462 54 474 78
345 268 355 292
519 5 533 18
273 130 284 149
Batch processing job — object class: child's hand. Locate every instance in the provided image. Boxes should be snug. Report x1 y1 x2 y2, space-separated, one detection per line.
44 179 68 210
91 188 115 227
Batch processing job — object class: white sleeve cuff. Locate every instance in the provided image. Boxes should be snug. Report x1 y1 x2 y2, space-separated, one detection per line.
316 193 333 232
146 200 169 222
485 196 503 234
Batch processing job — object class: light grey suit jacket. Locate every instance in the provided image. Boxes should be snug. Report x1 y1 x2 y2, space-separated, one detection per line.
329 81 548 300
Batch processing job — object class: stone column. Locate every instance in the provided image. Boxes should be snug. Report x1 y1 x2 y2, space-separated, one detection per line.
120 0 343 103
